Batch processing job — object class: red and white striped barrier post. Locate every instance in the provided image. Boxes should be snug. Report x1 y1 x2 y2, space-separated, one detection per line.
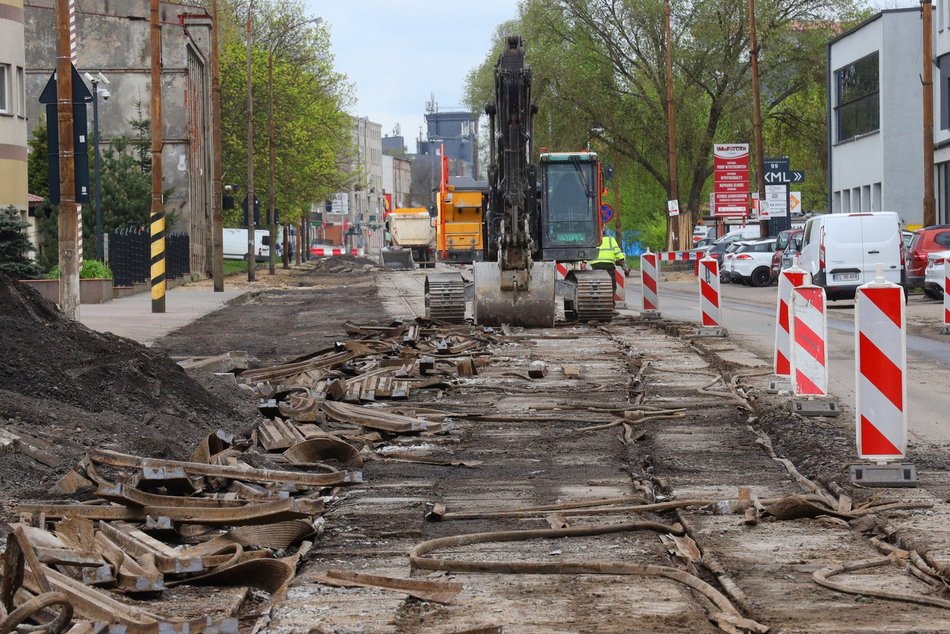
854 265 907 462
943 257 950 335
555 262 569 281
614 267 626 306
788 283 839 416
773 260 808 379
640 249 660 318
696 255 725 335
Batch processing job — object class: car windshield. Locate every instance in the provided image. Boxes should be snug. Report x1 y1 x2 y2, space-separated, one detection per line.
776 233 788 250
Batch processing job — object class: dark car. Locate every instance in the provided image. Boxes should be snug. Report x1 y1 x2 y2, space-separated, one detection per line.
770 228 803 281
907 225 950 291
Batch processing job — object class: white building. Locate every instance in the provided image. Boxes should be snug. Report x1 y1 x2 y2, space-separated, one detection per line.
347 116 384 256
827 7 924 226
932 0 950 221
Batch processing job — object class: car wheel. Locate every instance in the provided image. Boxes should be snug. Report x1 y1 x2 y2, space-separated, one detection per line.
924 288 943 300
751 266 771 287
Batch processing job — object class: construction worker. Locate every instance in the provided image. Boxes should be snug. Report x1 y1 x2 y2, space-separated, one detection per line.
588 233 626 293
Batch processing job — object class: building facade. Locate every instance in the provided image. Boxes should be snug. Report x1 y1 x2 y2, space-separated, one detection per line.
24 0 215 273
343 116 383 256
933 0 950 223
827 8 923 226
0 0 27 235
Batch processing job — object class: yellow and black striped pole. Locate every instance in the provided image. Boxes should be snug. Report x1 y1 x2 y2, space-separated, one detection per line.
149 0 165 313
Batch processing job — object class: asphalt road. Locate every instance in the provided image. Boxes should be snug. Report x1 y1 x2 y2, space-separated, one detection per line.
625 274 950 449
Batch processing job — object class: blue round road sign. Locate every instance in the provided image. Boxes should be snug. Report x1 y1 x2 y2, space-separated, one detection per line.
601 204 614 223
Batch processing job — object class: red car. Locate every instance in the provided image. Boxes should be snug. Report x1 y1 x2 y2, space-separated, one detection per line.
770 228 803 282
907 225 950 295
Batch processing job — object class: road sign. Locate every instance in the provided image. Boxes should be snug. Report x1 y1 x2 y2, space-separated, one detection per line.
40 65 93 204
790 191 802 216
714 143 750 217
601 203 614 223
667 200 679 217
764 170 805 185
765 184 788 218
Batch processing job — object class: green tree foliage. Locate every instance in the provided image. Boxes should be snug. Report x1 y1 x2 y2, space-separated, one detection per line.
216 0 356 229
465 0 865 246
0 206 41 279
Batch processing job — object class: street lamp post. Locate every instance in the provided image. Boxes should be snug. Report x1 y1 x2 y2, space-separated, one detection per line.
85 72 110 261
267 17 322 274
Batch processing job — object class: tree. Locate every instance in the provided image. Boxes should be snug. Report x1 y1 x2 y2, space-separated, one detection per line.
0 206 41 279
465 0 864 237
216 0 357 230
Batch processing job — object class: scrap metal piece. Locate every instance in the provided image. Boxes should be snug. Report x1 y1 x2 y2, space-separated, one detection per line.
528 361 548 379
321 401 430 434
283 437 363 468
88 449 358 487
257 419 306 452
312 569 463 604
17 498 325 526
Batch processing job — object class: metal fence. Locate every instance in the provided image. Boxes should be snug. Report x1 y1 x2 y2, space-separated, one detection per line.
109 225 190 288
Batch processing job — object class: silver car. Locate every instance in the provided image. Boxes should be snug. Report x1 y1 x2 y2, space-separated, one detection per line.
924 249 949 299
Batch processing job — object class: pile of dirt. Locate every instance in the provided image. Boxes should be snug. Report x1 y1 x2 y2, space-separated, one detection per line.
309 254 381 274
0 274 253 504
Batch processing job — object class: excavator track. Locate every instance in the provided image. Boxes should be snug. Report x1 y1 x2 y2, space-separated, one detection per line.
425 273 467 323
567 270 614 322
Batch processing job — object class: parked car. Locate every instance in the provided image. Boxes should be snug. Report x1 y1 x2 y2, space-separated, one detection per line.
771 228 803 281
720 242 745 282
924 250 949 299
706 230 759 265
906 225 950 289
780 232 805 272
730 238 778 287
799 211 904 301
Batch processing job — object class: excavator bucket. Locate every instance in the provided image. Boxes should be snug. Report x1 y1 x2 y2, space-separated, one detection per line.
472 261 557 328
381 248 414 270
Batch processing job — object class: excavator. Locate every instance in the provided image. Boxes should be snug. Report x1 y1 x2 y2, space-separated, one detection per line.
425 35 613 327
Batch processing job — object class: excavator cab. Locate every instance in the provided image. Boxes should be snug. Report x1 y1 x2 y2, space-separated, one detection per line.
539 151 602 263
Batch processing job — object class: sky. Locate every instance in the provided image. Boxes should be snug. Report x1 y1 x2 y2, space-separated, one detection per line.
308 1 520 152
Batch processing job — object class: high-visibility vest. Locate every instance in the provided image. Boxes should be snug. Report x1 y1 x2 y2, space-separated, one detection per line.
590 236 623 265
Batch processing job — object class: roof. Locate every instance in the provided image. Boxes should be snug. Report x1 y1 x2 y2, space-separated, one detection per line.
826 7 918 48
28 193 45 204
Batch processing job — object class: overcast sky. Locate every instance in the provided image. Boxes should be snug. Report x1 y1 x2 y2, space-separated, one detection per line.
309 1 519 151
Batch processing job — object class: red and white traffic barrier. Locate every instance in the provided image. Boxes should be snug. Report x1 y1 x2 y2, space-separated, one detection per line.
640 250 660 314
698 256 721 327
660 250 701 262
943 257 950 335
773 261 809 377
614 267 625 305
855 268 907 460
310 247 361 257
789 284 828 397
555 262 570 281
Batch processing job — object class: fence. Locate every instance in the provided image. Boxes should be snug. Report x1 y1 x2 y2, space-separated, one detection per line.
109 225 190 288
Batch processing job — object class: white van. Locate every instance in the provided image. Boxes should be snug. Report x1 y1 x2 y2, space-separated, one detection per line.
223 228 272 261
799 211 904 300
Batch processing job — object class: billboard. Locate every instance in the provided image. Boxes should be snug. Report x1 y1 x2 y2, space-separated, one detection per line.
713 143 750 216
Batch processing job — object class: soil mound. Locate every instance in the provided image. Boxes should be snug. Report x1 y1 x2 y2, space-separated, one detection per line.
309 254 381 274
0 274 251 502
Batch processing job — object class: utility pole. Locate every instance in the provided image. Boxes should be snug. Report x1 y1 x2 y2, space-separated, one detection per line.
268 50 276 275
245 0 256 281
55 0 79 320
149 0 165 313
91 77 103 260
613 159 623 254
749 0 767 239
664 0 679 251
923 0 936 227
211 0 224 291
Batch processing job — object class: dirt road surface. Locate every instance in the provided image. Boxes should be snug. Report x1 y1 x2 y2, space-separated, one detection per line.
150 264 950 632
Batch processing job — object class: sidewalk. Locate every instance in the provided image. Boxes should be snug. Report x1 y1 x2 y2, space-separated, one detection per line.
79 284 245 345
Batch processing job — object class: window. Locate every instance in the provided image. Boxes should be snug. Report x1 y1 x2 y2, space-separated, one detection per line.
935 231 950 248
940 54 950 130
16 67 24 116
835 52 879 141
0 64 9 114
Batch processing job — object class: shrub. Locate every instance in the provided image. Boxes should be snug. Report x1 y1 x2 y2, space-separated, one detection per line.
47 259 114 280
